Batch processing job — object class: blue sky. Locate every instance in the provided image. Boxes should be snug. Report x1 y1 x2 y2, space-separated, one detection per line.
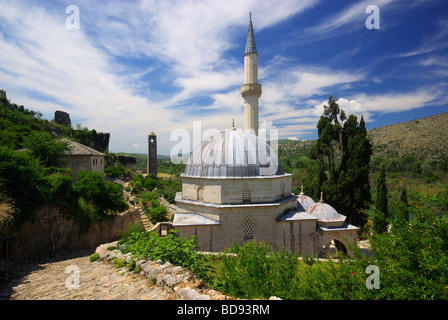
1 0 447 155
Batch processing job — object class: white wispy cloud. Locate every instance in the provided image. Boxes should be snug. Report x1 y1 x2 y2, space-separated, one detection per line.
1 0 446 154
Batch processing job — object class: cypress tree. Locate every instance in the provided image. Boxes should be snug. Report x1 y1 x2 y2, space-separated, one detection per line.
398 185 409 222
308 96 372 230
374 164 389 233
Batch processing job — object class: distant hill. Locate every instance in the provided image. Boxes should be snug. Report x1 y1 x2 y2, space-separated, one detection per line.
278 112 448 160
368 112 448 159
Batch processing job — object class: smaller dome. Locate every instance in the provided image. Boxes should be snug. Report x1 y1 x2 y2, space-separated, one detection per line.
297 186 315 211
306 193 341 221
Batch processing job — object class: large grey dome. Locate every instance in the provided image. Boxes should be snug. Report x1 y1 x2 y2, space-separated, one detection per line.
183 129 284 178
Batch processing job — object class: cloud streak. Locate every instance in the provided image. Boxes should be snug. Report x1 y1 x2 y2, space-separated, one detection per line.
0 0 446 153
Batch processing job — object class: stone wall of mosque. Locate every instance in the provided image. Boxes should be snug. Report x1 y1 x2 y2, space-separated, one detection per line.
181 175 292 204
175 196 321 253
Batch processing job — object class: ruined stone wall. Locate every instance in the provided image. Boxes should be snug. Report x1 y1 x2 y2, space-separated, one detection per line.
2 206 143 262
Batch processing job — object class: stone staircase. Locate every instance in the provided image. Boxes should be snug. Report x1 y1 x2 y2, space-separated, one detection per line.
139 209 152 231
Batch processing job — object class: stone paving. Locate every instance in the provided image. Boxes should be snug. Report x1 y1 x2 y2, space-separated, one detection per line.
0 247 223 300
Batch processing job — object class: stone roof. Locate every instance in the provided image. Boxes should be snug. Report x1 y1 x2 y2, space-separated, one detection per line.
172 212 220 227
297 186 316 211
182 129 284 178
276 209 318 222
65 139 105 156
306 193 344 221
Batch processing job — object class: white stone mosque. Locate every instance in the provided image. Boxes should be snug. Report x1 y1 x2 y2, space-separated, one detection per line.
172 16 359 257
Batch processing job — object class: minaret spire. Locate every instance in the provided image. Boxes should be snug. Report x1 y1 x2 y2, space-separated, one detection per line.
241 14 262 136
245 13 257 55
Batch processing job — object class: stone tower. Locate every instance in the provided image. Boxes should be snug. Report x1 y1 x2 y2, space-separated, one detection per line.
241 14 262 136
147 131 157 176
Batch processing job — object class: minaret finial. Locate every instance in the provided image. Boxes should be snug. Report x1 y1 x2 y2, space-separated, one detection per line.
250 12 252 20
231 119 236 130
320 192 324 203
300 185 304 195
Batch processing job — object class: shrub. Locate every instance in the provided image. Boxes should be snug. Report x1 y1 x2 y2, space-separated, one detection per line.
89 253 99 262
73 170 128 216
118 229 210 280
212 241 302 299
147 205 168 224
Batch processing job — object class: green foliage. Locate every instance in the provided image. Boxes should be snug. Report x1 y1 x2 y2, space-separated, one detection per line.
157 159 186 176
365 197 448 299
89 253 100 262
73 170 128 217
22 131 69 167
306 97 372 229
0 98 50 150
374 164 389 233
146 205 168 223
0 147 49 225
118 229 210 279
0 92 129 233
211 241 302 299
117 193 447 300
64 125 110 153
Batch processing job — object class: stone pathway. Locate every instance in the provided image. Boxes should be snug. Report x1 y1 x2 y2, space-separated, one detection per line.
0 247 225 300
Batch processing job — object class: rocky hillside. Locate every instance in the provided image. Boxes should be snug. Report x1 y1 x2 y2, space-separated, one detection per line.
368 112 448 159
278 112 448 160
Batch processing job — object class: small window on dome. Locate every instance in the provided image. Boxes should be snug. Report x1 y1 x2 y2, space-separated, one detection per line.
242 186 251 203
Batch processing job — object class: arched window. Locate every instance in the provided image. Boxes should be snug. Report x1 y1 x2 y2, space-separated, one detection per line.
242 186 251 203
197 186 204 201
243 217 255 240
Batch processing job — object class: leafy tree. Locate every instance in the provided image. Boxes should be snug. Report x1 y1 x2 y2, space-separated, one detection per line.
0 147 47 225
147 205 168 223
23 131 69 167
73 170 128 217
307 96 372 229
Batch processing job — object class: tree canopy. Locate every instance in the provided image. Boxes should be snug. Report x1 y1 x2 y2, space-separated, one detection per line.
306 96 372 229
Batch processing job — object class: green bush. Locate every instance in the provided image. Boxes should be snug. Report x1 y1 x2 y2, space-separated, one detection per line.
73 170 128 216
211 241 302 299
147 205 168 223
116 192 447 300
89 253 99 262
118 229 210 279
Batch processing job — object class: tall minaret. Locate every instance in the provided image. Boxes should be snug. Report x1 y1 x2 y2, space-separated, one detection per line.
241 13 262 136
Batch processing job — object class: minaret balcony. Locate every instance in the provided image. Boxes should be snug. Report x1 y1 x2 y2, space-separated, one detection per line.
241 83 262 98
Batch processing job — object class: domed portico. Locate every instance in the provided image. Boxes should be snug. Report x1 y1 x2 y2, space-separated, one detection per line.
307 193 359 257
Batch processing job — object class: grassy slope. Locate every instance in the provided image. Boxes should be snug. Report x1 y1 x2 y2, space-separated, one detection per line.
278 112 448 160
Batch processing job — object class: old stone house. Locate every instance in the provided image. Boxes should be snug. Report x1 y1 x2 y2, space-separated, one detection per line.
64 139 105 180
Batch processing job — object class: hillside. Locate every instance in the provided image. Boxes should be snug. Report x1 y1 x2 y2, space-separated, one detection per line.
368 112 448 159
278 112 448 160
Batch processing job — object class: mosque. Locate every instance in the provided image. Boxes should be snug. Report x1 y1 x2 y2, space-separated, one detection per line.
172 17 359 257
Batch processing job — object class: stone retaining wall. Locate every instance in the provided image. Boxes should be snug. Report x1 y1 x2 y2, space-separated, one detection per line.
1 206 143 262
95 241 230 300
